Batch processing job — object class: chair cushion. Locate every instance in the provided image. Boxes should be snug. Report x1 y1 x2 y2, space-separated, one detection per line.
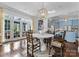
51 41 62 48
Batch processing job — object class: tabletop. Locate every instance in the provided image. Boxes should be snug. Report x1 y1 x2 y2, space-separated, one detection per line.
33 33 54 39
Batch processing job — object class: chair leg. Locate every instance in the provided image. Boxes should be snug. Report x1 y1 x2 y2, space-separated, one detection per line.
49 47 51 55
48 39 52 55
47 42 48 49
39 41 41 52
49 45 50 55
61 48 63 57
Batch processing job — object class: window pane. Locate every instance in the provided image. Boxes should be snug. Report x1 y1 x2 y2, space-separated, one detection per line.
23 23 26 31
22 23 26 37
5 20 10 39
14 22 20 38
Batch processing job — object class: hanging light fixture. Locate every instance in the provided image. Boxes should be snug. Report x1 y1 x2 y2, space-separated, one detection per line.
39 2 48 19
64 16 68 21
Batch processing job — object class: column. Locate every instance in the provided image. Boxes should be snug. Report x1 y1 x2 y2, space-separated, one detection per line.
20 19 23 48
32 16 35 32
64 16 68 31
0 8 4 56
10 17 14 51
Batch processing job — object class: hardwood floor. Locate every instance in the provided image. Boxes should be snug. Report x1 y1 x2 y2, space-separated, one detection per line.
0 43 79 57
1 48 27 57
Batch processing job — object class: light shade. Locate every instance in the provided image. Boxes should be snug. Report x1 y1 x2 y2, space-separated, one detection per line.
39 8 48 19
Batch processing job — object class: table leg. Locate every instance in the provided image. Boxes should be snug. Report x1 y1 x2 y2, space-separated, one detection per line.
40 38 46 51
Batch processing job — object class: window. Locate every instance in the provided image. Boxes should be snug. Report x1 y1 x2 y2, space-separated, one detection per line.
22 23 26 37
14 22 20 38
5 20 10 39
5 20 10 31
23 23 26 32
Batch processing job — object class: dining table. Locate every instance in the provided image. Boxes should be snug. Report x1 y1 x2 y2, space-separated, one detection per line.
33 33 54 51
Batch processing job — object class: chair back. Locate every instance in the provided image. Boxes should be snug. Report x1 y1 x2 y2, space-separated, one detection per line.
26 30 41 57
65 31 77 42
62 31 66 39
26 31 33 43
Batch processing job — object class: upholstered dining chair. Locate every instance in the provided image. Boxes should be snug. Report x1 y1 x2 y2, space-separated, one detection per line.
26 30 41 57
54 31 66 44
64 31 78 57
49 31 66 57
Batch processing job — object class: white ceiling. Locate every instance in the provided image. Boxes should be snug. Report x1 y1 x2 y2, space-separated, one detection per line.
1 2 79 18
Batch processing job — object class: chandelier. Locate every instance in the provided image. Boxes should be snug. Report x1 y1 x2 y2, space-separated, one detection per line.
39 3 48 19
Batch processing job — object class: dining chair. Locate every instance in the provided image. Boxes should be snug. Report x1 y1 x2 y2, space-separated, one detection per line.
64 31 78 57
49 31 66 57
54 31 66 44
26 30 41 57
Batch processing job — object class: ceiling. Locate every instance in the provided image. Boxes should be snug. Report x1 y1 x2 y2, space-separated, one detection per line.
1 2 79 18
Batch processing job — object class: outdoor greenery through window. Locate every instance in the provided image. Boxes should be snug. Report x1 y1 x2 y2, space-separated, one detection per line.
23 23 26 32
5 20 10 39
14 22 20 38
22 23 26 37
